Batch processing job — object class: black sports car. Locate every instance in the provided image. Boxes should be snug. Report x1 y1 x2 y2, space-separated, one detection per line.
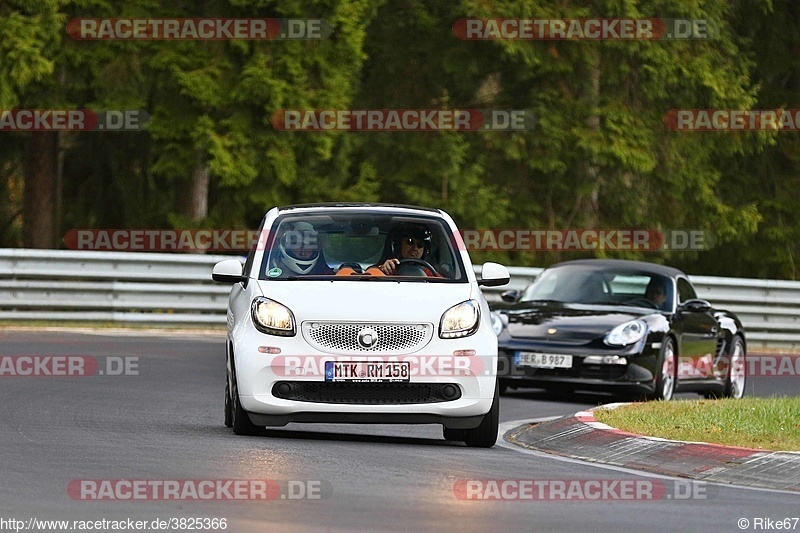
490 259 746 400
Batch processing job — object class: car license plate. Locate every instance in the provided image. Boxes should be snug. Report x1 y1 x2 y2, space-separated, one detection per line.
515 352 573 369
324 361 410 382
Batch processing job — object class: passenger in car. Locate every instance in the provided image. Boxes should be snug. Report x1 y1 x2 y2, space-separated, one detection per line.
270 222 333 276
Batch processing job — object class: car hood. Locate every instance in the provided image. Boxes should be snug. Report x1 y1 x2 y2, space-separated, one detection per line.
495 302 652 341
255 279 474 323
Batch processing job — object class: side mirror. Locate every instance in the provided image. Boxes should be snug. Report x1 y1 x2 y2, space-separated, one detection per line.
500 290 520 303
212 259 245 283
478 262 510 287
679 299 712 313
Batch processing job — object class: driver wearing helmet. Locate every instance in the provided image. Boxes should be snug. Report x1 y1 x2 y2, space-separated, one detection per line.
376 223 441 277
270 221 333 276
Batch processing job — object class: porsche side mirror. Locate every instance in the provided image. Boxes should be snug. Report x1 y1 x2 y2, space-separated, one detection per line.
679 299 712 313
500 290 520 302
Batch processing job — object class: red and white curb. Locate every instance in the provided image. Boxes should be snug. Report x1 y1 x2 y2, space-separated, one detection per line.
505 404 800 493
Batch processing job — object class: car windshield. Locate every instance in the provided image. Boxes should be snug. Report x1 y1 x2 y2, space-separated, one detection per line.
521 265 674 311
257 211 467 282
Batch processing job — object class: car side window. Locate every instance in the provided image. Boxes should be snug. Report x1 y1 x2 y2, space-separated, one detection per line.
677 278 696 304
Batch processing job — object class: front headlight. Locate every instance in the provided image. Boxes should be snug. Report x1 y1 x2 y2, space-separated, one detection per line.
605 319 647 346
251 297 296 336
490 311 505 336
440 300 480 339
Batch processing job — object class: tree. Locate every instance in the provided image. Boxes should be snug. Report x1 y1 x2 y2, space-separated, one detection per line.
0 0 65 248
344 0 767 268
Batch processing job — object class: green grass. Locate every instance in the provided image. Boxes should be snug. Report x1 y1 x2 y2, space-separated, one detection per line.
593 397 800 451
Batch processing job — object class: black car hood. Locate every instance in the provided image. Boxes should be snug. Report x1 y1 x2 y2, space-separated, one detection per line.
496 302 651 342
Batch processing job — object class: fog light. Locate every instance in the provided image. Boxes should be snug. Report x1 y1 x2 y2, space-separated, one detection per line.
442 385 459 399
275 383 292 397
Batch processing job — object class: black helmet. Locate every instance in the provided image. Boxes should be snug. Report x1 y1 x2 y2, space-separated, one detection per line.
392 222 432 259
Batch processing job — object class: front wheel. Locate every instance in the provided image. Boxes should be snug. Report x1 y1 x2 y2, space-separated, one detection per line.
224 382 233 428
723 336 746 399
464 382 499 448
651 337 676 401
231 374 261 436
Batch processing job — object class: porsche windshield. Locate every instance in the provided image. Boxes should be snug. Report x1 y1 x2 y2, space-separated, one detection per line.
521 265 674 311
257 212 467 282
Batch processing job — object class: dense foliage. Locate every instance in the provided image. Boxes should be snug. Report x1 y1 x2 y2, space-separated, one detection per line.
1 0 798 278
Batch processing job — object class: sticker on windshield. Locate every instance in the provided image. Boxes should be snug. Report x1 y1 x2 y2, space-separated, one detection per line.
268 267 282 278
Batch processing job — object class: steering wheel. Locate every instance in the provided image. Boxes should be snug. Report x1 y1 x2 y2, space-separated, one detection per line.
337 262 364 274
395 258 438 277
624 297 659 309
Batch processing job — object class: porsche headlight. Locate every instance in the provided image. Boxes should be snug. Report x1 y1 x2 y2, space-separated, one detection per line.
251 297 295 336
440 300 480 339
605 319 647 346
491 311 505 336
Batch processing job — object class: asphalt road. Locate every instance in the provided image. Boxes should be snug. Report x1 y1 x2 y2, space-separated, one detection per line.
0 331 797 532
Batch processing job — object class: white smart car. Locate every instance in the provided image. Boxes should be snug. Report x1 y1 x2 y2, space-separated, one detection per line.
212 204 510 447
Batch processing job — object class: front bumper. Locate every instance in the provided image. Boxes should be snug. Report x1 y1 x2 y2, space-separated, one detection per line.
232 325 498 423
497 341 659 392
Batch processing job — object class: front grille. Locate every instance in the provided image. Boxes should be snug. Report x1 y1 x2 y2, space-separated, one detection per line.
272 381 460 404
302 322 432 354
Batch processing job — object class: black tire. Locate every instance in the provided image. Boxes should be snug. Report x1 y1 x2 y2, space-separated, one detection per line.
723 336 746 399
231 375 261 436
464 381 500 448
651 337 676 401
224 382 233 428
498 379 509 396
702 390 722 399
442 428 467 441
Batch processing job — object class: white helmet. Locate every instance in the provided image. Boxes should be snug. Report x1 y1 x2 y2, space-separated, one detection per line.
278 221 320 275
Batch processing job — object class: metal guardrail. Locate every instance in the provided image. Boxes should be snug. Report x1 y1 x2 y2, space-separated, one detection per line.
0 249 797 348
0 249 231 325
